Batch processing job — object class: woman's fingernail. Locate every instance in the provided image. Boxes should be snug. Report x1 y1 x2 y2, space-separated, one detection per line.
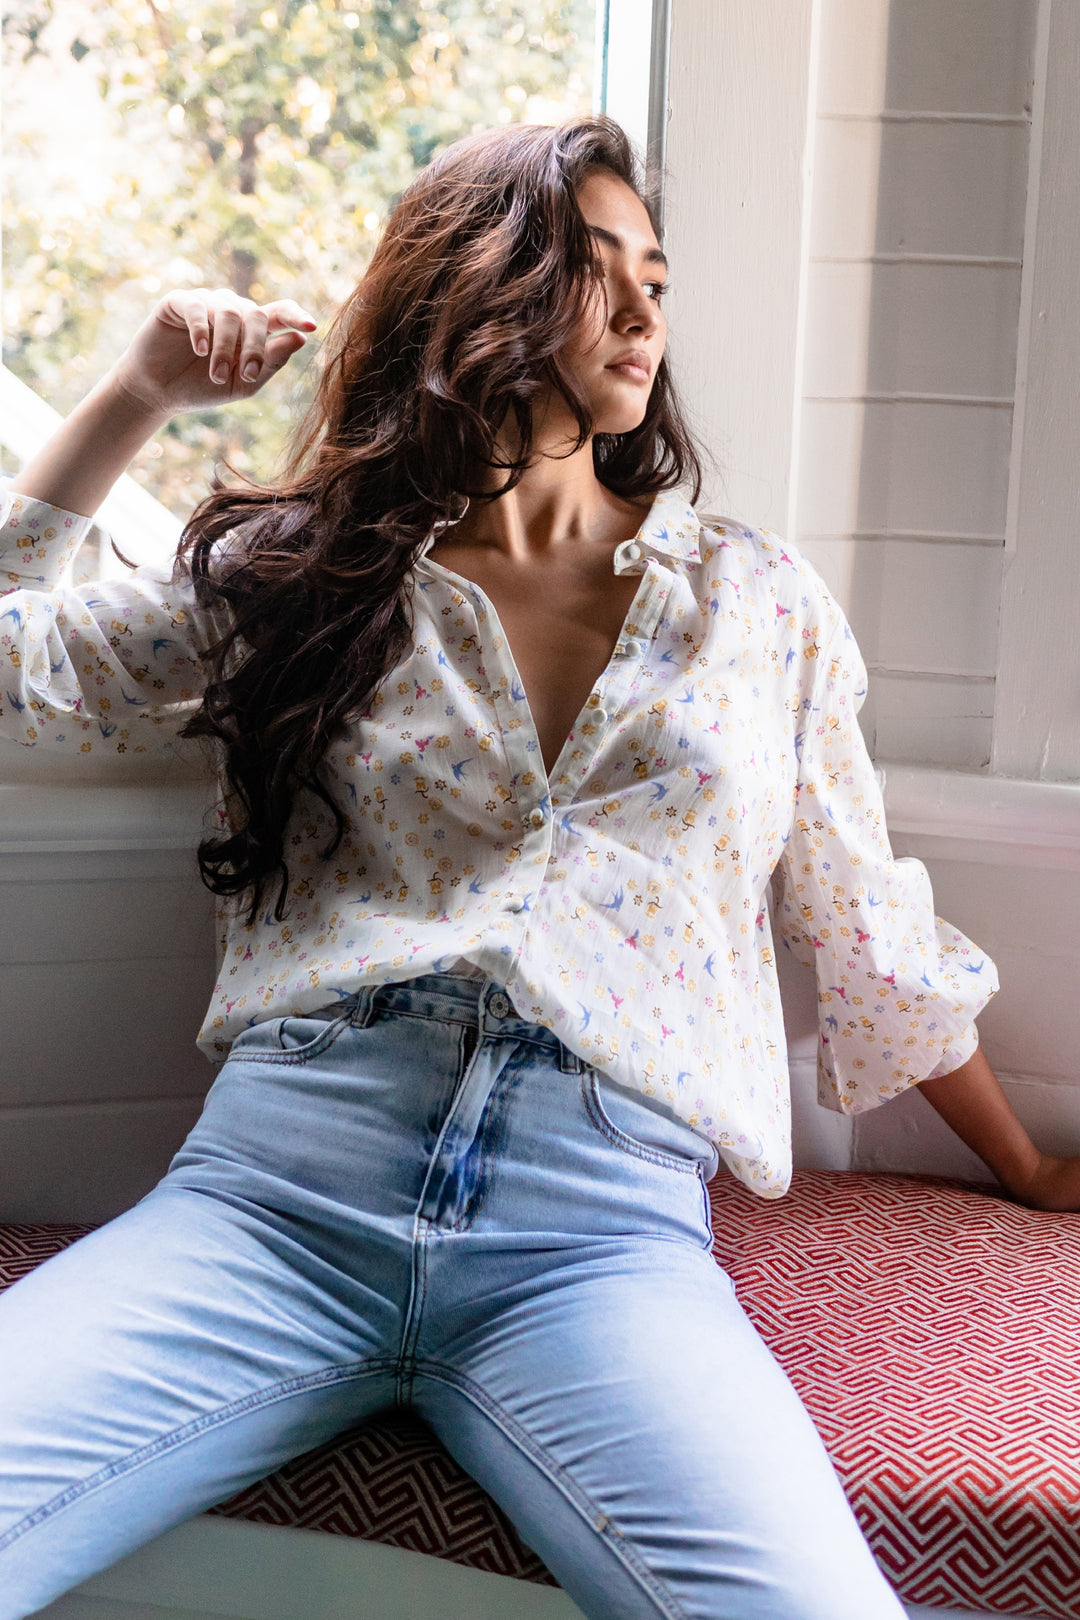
211 366 227 383
196 338 209 356
243 362 260 381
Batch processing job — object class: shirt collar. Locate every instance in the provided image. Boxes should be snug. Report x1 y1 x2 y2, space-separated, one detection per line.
613 486 702 570
417 486 702 567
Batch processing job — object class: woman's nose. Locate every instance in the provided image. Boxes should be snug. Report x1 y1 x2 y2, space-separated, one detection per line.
615 286 660 332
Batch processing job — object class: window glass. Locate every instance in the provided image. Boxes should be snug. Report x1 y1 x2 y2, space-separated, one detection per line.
2 0 598 515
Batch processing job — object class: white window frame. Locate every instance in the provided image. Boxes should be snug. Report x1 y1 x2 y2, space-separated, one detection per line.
992 0 1080 781
596 0 672 217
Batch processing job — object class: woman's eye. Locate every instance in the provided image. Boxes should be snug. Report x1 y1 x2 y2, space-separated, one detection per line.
646 281 669 302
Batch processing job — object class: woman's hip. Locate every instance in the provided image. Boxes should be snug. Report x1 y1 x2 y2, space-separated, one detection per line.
165 972 717 1252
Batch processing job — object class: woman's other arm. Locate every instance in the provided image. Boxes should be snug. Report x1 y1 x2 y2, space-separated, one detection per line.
919 1049 1080 1212
8 287 318 519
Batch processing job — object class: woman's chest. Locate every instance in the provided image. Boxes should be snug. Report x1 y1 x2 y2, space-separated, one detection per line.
424 551 646 777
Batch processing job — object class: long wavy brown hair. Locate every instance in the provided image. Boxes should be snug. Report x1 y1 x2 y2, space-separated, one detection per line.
176 113 708 926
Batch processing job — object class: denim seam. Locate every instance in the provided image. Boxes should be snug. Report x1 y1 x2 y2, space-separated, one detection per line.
581 1069 699 1176
447 1048 524 1233
370 999 477 1030
412 1360 692 1620
0 1357 396 1553
396 1021 479 1394
382 1003 569 1067
397 1221 429 1404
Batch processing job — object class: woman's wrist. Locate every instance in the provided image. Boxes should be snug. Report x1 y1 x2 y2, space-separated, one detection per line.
8 366 172 520
917 1043 1042 1195
101 360 175 427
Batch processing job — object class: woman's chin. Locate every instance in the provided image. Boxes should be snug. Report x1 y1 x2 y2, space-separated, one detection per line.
593 403 652 436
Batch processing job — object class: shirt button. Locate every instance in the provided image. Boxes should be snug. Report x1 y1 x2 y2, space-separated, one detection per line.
488 990 512 1019
623 541 643 561
503 894 525 912
526 807 546 829
592 708 609 724
622 637 645 658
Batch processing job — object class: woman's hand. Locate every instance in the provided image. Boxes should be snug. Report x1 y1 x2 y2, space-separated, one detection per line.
919 1045 1080 1212
1007 1153 1080 1213
8 288 320 520
109 288 319 419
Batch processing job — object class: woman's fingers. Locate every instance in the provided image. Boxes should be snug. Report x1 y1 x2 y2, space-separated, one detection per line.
203 296 317 387
207 303 244 385
236 306 270 383
260 328 310 376
185 295 211 358
135 288 318 407
265 299 319 334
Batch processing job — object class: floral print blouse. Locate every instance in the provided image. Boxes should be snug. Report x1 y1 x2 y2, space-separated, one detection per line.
0 480 998 1197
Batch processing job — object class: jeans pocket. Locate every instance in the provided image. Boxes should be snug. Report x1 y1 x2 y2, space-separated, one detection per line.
582 1067 706 1176
230 1010 352 1065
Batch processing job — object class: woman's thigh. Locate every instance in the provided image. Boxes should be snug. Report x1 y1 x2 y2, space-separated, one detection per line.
414 1236 905 1620
0 1182 397 1620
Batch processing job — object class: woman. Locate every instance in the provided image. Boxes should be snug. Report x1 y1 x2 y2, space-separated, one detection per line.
0 115 1074 1620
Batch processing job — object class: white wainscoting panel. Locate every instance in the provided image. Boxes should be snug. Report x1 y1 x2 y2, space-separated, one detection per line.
818 0 1037 117
0 784 218 1223
809 117 1029 262
803 260 1023 400
797 400 1014 542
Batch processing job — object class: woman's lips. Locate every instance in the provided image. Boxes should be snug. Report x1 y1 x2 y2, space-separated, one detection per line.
606 361 650 382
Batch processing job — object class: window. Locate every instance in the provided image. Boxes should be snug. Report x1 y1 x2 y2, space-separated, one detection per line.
1 0 582 514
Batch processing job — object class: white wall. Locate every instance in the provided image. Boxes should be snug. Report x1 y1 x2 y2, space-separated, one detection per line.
0 781 217 1223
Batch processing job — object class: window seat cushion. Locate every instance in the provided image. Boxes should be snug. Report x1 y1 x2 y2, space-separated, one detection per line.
2 1168 1077 1618
707 1170 1080 1620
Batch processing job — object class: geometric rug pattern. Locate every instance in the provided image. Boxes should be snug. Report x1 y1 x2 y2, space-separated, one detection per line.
4 1169 1077 1616
708 1170 1080 1619
206 1408 559 1585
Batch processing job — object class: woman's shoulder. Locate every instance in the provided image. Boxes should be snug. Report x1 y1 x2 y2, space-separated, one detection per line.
693 510 845 634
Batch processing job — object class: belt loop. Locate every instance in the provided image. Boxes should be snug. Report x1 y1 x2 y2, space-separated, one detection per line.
559 1043 583 1075
348 983 378 1028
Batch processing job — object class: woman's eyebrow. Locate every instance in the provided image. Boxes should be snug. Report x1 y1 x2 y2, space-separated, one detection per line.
586 223 668 272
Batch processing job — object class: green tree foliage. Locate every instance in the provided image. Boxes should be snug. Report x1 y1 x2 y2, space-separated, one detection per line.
2 0 595 514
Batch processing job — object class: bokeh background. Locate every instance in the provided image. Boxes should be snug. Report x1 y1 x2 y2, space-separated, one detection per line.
2 0 597 513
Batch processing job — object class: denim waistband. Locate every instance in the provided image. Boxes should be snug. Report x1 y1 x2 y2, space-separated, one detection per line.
327 973 585 1075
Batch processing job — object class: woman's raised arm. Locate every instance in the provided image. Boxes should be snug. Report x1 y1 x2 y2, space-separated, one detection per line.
1 288 318 754
9 288 318 519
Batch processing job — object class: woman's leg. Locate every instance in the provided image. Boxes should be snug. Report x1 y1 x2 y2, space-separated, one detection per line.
366 978 908 1620
0 1182 399 1620
414 1236 905 1620
0 1000 442 1620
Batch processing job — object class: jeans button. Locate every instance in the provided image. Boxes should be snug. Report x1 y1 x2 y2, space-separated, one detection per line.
488 990 511 1019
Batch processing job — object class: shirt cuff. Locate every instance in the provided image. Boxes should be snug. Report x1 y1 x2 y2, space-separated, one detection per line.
924 1022 980 1082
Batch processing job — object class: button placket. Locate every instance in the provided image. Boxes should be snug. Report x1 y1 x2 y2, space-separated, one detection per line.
548 566 664 809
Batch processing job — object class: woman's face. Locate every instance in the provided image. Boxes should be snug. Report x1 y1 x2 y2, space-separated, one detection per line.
559 166 669 435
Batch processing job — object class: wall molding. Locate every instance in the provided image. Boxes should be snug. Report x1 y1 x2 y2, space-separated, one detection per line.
880 762 1080 866
0 783 212 854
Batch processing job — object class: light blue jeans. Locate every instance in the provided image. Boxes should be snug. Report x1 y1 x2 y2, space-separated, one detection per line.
0 972 905 1619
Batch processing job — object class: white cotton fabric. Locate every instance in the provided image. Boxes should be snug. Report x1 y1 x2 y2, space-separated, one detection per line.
0 481 998 1196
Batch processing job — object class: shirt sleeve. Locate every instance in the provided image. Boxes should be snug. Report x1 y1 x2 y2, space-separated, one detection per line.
769 606 999 1114
0 481 216 755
